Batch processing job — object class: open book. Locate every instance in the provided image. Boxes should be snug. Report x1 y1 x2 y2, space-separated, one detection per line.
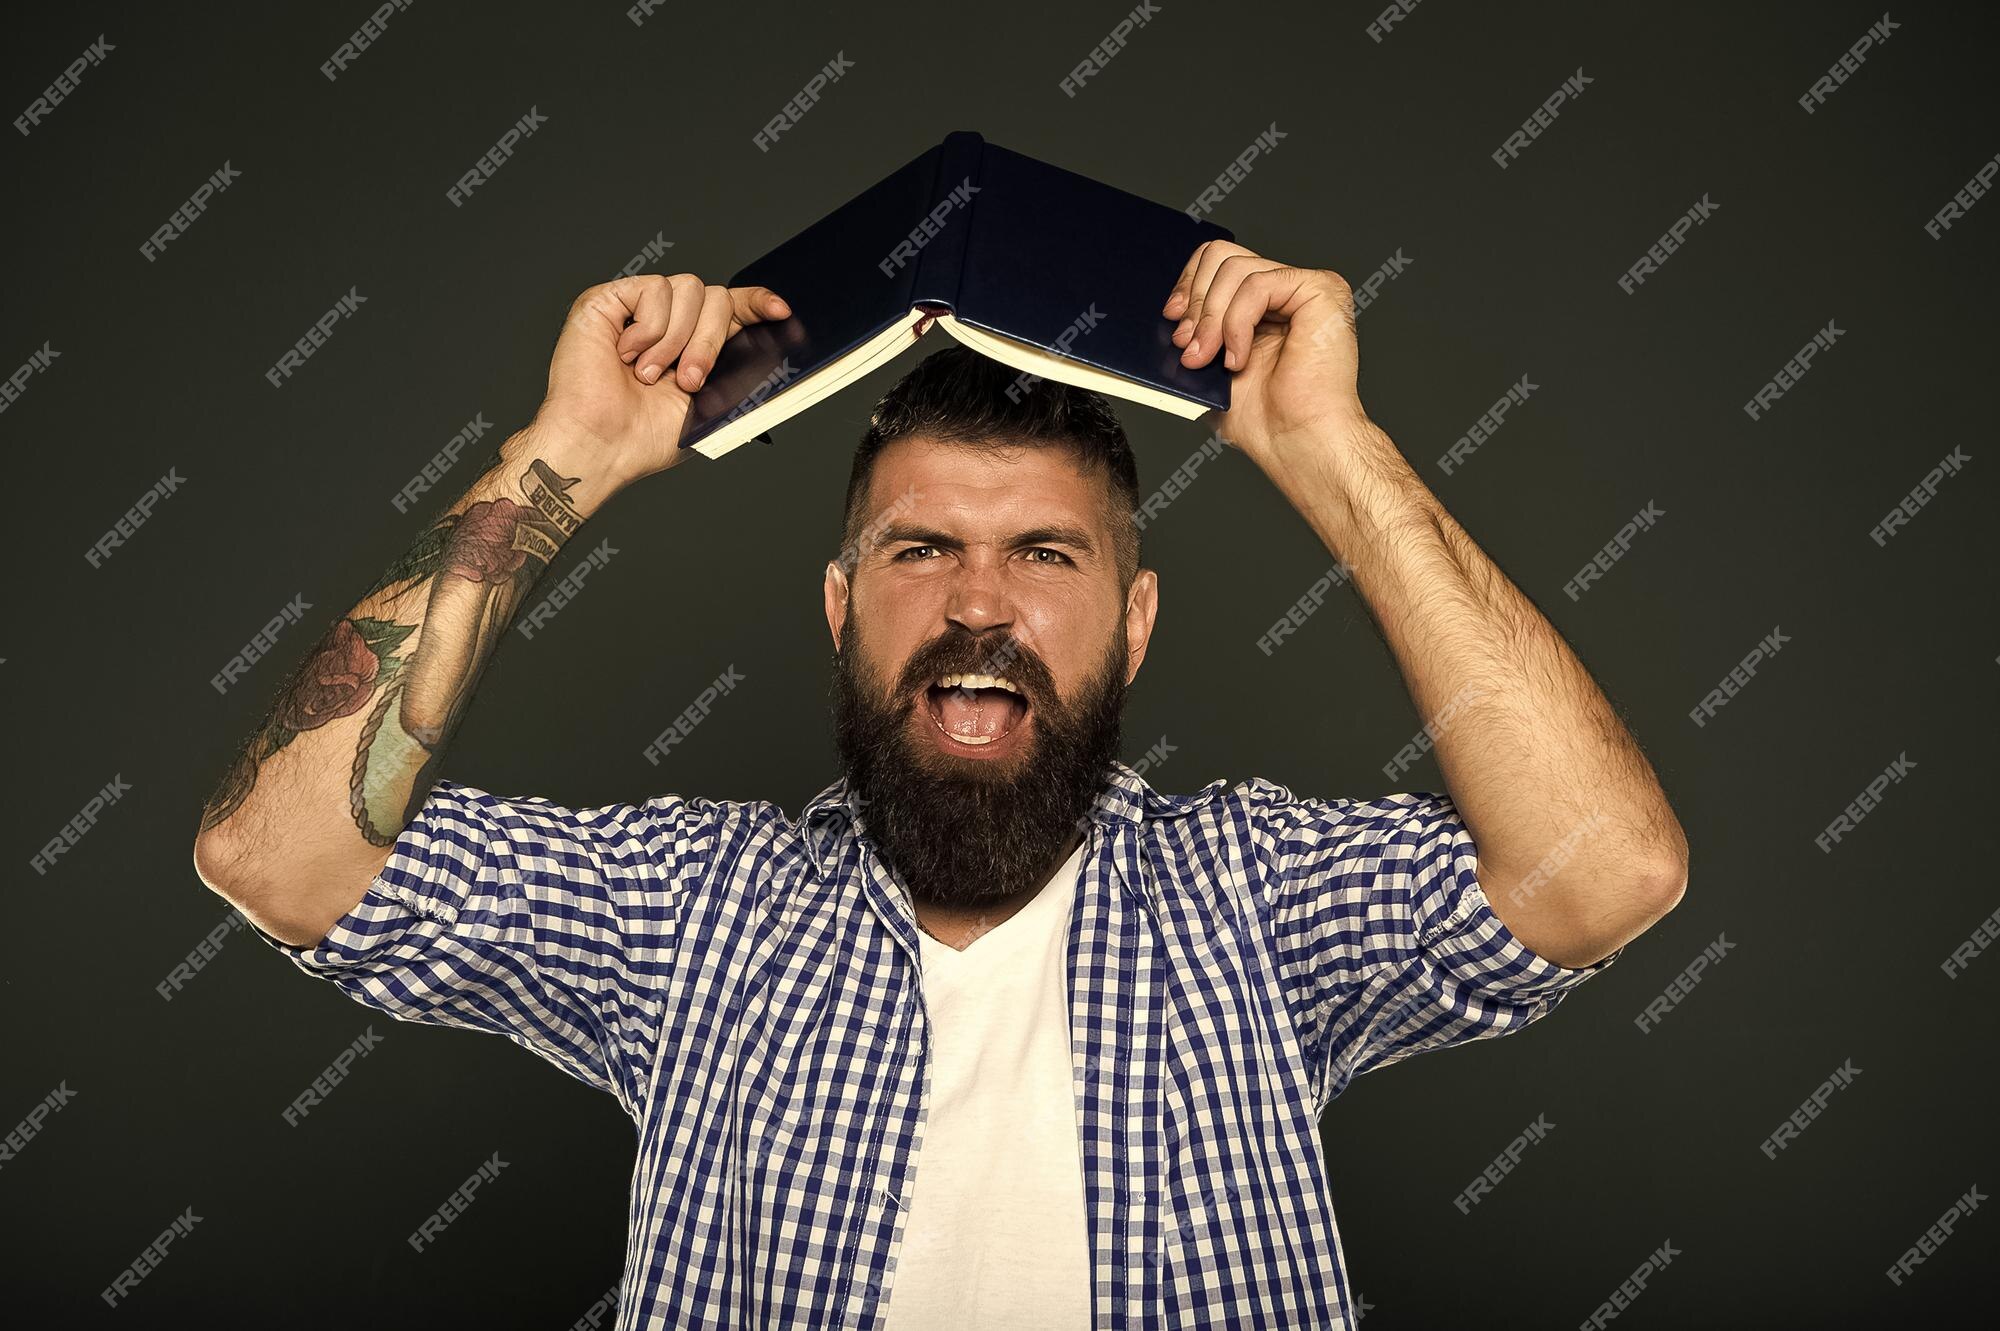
677 130 1236 460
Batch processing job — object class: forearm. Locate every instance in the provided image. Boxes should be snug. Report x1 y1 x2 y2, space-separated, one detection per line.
1261 417 1687 966
193 419 622 940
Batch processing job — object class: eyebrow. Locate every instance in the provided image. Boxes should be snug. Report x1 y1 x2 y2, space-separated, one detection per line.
872 522 1099 557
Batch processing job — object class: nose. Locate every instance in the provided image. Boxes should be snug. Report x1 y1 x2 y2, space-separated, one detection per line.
942 556 1014 636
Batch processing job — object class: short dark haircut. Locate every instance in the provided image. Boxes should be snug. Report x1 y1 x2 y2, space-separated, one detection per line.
839 345 1142 592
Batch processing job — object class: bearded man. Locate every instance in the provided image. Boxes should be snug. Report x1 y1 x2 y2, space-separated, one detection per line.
194 245 1688 1330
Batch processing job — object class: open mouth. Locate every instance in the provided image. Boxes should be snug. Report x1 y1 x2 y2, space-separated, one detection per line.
922 672 1030 748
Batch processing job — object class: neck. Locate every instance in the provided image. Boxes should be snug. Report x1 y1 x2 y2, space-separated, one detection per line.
914 828 1083 951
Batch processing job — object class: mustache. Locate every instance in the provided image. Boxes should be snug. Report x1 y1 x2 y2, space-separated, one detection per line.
894 627 1055 710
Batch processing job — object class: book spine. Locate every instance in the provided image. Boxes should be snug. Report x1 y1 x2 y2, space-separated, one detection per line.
908 131 984 313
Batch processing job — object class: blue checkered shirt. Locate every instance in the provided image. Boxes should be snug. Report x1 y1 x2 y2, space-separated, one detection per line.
265 760 1613 1329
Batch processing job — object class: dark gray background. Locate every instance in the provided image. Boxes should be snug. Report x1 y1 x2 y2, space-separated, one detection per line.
6 0 1996 1325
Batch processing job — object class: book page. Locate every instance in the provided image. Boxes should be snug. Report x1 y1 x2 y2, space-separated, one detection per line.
932 315 1211 421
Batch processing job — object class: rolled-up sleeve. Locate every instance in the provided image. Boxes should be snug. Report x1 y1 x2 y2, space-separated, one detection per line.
254 779 707 1119
1245 782 1617 1111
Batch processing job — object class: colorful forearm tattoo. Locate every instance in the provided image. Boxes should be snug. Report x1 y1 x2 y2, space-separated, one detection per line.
201 457 585 844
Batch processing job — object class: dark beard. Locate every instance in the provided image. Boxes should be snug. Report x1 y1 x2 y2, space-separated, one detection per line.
830 606 1127 910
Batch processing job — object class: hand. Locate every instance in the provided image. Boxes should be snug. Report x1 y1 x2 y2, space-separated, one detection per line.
1162 242 1368 461
534 273 791 485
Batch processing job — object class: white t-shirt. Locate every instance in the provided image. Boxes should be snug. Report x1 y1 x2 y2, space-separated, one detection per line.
880 841 1094 1330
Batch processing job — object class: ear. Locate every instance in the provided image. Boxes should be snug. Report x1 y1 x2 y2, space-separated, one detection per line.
824 559 851 653
1121 568 1159 686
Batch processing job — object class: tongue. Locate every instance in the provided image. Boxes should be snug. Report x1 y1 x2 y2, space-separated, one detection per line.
936 686 1026 739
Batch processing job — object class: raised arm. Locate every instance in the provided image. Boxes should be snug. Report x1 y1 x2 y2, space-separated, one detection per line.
1164 241 1687 969
192 274 791 946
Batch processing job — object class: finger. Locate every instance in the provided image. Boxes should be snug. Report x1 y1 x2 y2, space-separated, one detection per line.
674 286 737 392
1184 255 1283 365
1214 268 1318 370
1161 241 1212 320
610 275 673 365
570 276 649 343
633 273 705 385
1172 242 1257 346
1189 257 1290 366
727 284 792 329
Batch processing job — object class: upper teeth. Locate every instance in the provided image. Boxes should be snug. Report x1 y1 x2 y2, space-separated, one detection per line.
936 673 1022 696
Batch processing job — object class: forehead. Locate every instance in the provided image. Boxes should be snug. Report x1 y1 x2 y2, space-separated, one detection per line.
862 435 1107 531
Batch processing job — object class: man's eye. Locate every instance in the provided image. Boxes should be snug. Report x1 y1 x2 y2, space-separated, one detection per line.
894 546 937 561
1024 548 1071 565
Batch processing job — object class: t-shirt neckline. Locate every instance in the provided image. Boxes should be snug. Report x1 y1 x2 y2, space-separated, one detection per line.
917 841 1086 964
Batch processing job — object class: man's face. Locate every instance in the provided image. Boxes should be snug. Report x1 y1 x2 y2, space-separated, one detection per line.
825 436 1159 909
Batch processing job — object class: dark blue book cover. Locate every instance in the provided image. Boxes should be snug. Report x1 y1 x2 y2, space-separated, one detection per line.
678 131 1233 457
